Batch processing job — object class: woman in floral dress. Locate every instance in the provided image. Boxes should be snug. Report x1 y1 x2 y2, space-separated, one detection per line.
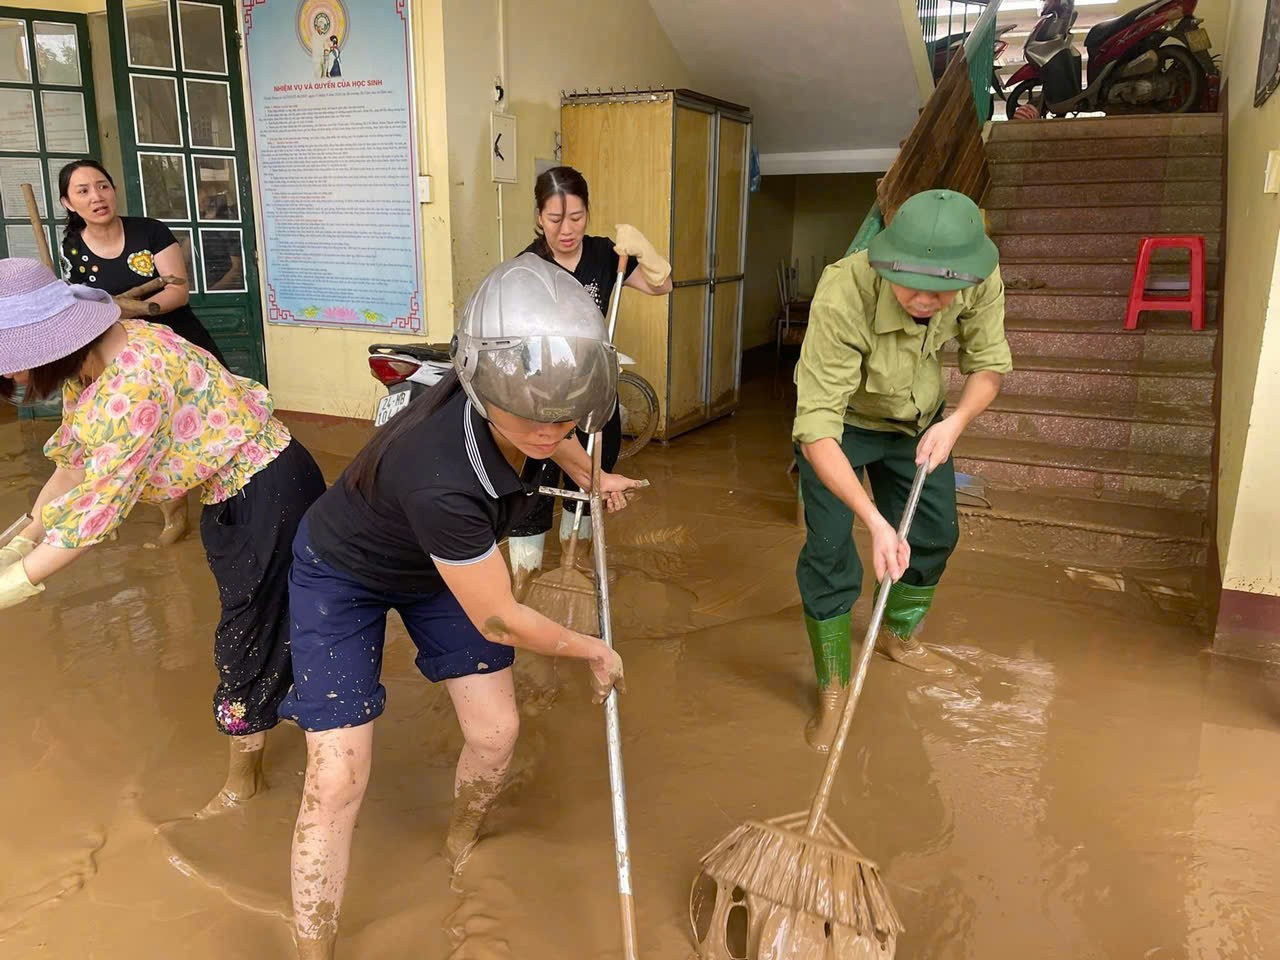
59 159 226 545
0 257 326 813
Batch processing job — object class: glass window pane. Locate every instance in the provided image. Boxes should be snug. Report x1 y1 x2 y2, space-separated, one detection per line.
178 2 226 74
5 223 43 261
131 75 181 146
185 79 233 149
46 157 76 214
0 18 31 82
0 89 37 151
34 22 80 85
0 157 46 218
41 91 88 153
169 226 197 290
193 156 238 221
200 229 244 292
125 0 174 70
139 152 188 220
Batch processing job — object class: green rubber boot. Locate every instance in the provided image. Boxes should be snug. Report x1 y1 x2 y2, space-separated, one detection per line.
876 582 955 676
804 613 851 753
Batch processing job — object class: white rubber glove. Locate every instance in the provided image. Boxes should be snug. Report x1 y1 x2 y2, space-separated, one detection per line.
614 224 671 287
0 561 43 611
0 536 36 570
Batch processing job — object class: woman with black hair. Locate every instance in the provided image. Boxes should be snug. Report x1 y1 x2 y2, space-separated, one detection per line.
58 159 226 544
507 164 673 595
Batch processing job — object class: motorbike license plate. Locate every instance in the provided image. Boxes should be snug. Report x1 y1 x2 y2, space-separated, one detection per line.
373 388 412 426
1185 28 1210 53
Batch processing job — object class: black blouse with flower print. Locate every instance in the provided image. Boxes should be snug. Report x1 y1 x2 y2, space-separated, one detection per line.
61 217 224 363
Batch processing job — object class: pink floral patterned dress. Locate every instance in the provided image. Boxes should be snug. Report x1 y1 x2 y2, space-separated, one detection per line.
41 320 291 548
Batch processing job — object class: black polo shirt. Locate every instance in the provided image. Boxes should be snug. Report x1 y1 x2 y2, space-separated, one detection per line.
306 389 552 594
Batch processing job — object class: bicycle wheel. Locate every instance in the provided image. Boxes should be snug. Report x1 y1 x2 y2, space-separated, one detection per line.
616 371 659 460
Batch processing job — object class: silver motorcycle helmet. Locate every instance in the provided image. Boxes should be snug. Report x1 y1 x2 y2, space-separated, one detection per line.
451 252 617 432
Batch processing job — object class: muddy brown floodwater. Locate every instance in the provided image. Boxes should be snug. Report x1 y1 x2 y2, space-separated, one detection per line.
2 379 1279 960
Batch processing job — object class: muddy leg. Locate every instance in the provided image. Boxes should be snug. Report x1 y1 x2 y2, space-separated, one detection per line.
291 725 374 959
157 494 190 546
508 533 545 601
442 669 519 874
198 732 267 816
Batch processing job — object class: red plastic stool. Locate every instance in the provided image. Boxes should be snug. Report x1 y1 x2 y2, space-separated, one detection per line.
1124 235 1206 331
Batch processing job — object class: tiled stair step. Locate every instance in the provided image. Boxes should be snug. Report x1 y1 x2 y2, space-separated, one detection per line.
987 179 1220 207
1000 257 1221 290
986 136 1222 163
953 436 1210 508
995 231 1221 260
944 353 1215 404
956 393 1214 456
1003 286 1219 322
987 114 1223 141
998 316 1217 363
957 488 1208 568
987 154 1224 185
987 202 1222 234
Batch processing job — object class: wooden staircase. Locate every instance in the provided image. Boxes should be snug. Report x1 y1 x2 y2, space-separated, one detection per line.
951 114 1223 579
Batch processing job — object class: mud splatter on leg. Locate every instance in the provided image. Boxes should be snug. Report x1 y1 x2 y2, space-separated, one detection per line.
290 726 373 957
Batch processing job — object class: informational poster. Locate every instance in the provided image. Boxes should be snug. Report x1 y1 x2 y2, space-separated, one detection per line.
244 0 422 331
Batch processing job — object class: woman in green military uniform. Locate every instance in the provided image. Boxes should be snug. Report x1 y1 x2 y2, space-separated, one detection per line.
793 189 1012 751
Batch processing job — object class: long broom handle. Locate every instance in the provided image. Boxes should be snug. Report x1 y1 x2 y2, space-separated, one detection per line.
588 438 640 960
804 462 930 835
22 184 54 271
566 253 629 536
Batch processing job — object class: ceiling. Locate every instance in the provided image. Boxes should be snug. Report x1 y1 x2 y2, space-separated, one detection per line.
646 0 929 173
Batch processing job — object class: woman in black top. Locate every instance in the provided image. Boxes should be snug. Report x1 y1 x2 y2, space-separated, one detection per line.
284 255 640 957
508 165 673 594
59 159 226 544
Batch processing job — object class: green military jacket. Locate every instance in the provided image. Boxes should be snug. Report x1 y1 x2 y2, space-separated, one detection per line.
793 250 1012 442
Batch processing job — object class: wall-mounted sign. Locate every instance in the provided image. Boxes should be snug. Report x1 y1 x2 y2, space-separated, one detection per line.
1257 0 1280 107
244 0 423 332
491 112 517 184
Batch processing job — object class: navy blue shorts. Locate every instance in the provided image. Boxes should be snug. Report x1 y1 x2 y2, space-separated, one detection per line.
279 516 516 732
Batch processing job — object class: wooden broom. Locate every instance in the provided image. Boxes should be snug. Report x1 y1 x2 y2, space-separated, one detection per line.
691 465 929 959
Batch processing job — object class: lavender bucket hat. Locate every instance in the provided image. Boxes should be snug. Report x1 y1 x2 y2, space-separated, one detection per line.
0 258 120 376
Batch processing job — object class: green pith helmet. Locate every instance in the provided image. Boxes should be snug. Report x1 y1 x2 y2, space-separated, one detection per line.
868 189 999 292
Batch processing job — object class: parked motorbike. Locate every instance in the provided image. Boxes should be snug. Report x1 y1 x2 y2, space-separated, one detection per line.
1005 0 1219 119
366 342 660 458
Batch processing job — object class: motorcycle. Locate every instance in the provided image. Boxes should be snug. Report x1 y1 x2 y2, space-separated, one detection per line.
366 342 661 459
1005 0 1219 119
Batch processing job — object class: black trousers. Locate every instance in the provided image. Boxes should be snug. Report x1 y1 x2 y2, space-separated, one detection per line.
509 405 622 537
200 438 326 736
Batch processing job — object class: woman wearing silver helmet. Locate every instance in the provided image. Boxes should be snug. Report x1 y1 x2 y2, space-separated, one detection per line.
281 253 642 959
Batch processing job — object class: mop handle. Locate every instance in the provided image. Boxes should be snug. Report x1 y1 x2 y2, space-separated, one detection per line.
567 254 629 530
0 515 32 547
588 438 640 960
804 462 930 835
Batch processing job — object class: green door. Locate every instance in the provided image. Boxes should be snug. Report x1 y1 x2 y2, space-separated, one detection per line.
0 8 100 266
106 0 265 382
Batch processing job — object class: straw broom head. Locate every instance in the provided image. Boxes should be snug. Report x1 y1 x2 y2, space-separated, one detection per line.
698 814 904 942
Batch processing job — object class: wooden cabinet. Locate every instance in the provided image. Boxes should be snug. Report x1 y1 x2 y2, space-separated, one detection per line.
562 89 752 440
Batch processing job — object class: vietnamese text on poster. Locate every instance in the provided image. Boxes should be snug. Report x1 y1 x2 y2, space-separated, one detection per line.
244 0 422 332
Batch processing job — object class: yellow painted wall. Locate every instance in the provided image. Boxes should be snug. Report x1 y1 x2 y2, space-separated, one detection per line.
791 172 881 294
1216 0 1280 594
261 0 457 418
742 175 796 350
0 0 102 13
441 0 693 305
